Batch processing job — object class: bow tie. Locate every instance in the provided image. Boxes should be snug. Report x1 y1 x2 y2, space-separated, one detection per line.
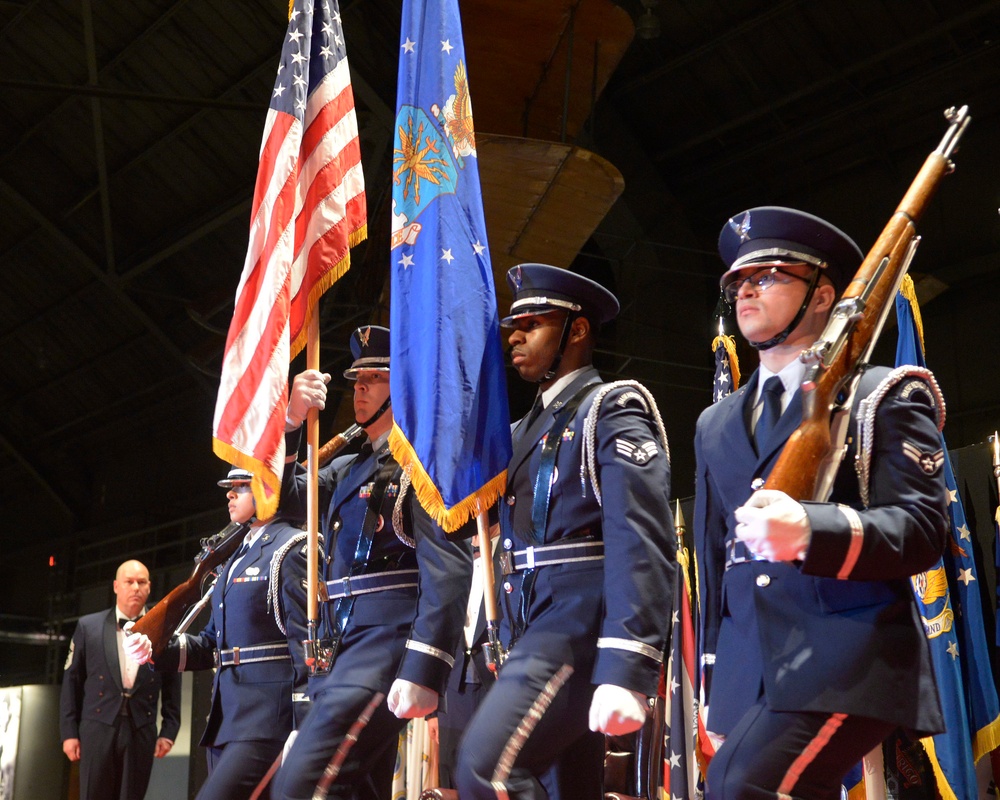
118 616 139 630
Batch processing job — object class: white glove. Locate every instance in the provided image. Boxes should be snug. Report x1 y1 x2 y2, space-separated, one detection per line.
588 684 649 735
387 679 438 719
286 370 331 430
122 626 153 665
734 489 811 562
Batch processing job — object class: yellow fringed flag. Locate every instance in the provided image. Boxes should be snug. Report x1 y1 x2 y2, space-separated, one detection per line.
711 332 740 401
212 0 365 519
386 0 510 532
893 273 1000 799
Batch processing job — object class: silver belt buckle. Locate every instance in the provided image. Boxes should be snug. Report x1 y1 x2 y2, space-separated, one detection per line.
499 551 514 576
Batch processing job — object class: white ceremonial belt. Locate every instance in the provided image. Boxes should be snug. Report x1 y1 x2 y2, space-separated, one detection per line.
322 569 419 601
500 540 604 575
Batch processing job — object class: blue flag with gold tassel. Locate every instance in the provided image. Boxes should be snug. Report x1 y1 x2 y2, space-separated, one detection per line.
895 275 1000 800
388 0 511 532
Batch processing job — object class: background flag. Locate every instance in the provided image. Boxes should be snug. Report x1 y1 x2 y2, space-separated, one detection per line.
212 0 366 519
891 275 1000 800
664 503 703 799
711 331 739 402
690 318 738 776
387 0 511 532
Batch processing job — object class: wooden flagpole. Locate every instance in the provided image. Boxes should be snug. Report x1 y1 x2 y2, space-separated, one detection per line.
305 313 322 662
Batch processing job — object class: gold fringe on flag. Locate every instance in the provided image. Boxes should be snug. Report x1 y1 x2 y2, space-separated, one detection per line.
388 423 508 534
973 711 1000 763
212 439 283 522
899 274 926 355
289 225 368 360
711 333 741 391
919 737 960 800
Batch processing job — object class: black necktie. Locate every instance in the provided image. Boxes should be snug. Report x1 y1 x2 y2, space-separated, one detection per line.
118 616 137 629
754 376 784 453
524 396 544 428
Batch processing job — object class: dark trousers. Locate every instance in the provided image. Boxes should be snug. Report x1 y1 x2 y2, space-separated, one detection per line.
78 715 156 800
455 645 604 800
272 684 404 800
198 739 284 800
436 674 488 789
706 697 896 799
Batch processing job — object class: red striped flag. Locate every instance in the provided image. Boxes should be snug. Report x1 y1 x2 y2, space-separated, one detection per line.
664 507 704 799
213 0 366 519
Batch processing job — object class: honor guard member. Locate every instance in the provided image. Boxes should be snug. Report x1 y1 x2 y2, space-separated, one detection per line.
272 325 473 800
455 264 676 800
125 468 310 800
695 207 948 799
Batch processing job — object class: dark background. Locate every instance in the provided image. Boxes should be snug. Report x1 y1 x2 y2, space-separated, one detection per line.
1 0 999 687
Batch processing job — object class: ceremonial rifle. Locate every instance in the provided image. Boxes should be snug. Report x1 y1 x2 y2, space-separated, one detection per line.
130 519 250 659
764 105 970 502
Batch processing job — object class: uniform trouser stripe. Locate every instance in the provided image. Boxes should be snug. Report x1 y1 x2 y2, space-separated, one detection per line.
489 664 575 800
775 712 847 798
311 691 386 800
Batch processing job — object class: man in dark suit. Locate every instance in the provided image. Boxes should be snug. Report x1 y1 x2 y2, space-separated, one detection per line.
60 559 181 800
271 325 473 800
126 467 310 800
695 207 948 798
455 264 676 800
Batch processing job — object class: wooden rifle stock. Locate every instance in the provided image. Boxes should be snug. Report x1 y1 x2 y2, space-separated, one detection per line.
764 106 970 501
300 422 364 468
131 520 250 659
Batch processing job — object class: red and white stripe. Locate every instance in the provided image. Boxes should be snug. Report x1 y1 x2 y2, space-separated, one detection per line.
213 11 366 520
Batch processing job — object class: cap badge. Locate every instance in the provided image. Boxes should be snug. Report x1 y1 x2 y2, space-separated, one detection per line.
358 326 371 347
512 265 523 291
729 211 752 243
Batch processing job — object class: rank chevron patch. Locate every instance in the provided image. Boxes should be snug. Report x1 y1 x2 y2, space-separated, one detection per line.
901 442 944 475
615 439 658 464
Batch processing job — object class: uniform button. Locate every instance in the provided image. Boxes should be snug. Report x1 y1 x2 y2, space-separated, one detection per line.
219 602 224 608
506 495 515 506
503 581 513 594
332 519 341 531
751 478 765 491
755 574 771 588
503 538 513 550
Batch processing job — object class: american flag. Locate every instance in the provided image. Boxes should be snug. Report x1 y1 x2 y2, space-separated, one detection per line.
212 0 366 520
664 504 703 800
665 326 737 794
711 332 738 402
